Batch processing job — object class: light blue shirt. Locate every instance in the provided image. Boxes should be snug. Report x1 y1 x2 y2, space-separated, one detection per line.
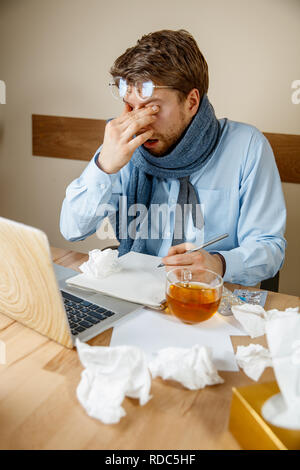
60 118 286 286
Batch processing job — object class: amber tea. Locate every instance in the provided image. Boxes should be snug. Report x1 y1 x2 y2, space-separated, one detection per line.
166 268 223 324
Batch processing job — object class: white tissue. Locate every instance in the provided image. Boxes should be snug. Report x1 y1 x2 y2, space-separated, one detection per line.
231 304 266 338
79 248 121 278
231 304 299 338
265 307 299 321
265 315 300 417
235 344 272 381
148 345 224 390
76 339 152 424
261 314 300 429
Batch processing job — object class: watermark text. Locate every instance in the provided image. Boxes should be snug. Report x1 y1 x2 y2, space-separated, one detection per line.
0 80 6 104
291 80 300 104
0 340 6 364
95 198 204 242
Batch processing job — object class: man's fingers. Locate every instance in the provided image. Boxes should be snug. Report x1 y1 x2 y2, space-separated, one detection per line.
117 103 133 123
118 104 159 125
121 102 133 116
127 129 154 152
121 114 157 143
162 253 195 266
164 264 200 273
163 243 196 266
163 248 204 267
167 243 195 256
116 103 133 122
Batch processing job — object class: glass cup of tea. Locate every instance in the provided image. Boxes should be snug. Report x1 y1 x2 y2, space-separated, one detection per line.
165 267 223 324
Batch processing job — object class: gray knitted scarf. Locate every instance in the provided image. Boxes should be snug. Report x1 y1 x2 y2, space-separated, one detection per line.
116 94 222 255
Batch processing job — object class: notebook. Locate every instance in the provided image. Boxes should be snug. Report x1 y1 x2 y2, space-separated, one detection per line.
66 251 166 308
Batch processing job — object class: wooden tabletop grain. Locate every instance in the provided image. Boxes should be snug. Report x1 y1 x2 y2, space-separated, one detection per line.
0 247 299 450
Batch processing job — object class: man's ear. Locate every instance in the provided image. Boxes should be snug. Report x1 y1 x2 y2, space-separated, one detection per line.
186 88 200 117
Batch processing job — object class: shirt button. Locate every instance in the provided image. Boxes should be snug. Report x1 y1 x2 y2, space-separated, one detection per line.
166 231 171 237
100 183 106 189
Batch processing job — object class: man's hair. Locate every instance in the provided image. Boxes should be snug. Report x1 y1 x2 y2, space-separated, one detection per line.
110 29 209 102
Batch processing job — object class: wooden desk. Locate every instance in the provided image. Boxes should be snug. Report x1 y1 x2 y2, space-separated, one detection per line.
0 247 299 450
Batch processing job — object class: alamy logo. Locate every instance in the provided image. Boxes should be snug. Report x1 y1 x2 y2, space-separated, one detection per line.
0 80 6 104
0 340 6 364
94 197 205 241
291 80 300 104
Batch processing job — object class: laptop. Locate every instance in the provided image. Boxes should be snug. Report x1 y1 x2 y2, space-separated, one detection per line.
0 217 142 348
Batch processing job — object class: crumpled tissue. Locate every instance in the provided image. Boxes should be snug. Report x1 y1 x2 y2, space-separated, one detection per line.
76 338 151 424
148 345 224 390
79 248 122 278
76 341 225 423
235 344 272 381
231 304 299 338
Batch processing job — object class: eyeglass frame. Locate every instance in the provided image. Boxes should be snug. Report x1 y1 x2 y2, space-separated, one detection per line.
109 76 176 102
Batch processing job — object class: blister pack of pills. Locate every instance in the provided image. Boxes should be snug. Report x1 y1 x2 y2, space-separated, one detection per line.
218 287 267 316
233 289 268 307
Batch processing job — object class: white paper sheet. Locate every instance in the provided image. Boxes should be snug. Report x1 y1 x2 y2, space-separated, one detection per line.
110 308 247 371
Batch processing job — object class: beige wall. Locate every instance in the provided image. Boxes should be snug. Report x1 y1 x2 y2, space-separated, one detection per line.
0 0 299 295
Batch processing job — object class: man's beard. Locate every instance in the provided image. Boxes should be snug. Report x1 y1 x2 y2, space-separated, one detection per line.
144 122 190 157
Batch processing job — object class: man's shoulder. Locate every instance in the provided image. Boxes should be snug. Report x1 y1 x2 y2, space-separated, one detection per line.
221 119 276 175
224 119 266 144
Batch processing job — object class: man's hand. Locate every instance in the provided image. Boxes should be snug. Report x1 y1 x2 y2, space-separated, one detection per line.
98 102 159 174
162 243 224 277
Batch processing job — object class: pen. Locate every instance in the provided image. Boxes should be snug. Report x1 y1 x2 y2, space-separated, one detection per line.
157 233 229 268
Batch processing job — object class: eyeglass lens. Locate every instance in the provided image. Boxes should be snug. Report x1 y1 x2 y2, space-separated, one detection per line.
112 78 155 101
135 81 154 100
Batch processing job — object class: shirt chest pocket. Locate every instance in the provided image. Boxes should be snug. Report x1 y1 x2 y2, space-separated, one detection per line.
196 188 230 243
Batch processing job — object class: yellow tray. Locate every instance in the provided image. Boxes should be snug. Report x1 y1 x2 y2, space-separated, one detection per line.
229 381 300 450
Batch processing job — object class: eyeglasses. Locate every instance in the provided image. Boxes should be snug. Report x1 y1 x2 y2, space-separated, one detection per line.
109 77 174 101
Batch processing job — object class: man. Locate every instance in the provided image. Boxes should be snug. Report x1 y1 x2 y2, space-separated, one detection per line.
60 29 286 286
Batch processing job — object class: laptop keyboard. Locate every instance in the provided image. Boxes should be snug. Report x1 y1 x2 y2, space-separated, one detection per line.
61 290 117 336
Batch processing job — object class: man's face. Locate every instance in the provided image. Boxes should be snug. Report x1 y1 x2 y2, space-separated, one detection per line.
124 88 195 157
